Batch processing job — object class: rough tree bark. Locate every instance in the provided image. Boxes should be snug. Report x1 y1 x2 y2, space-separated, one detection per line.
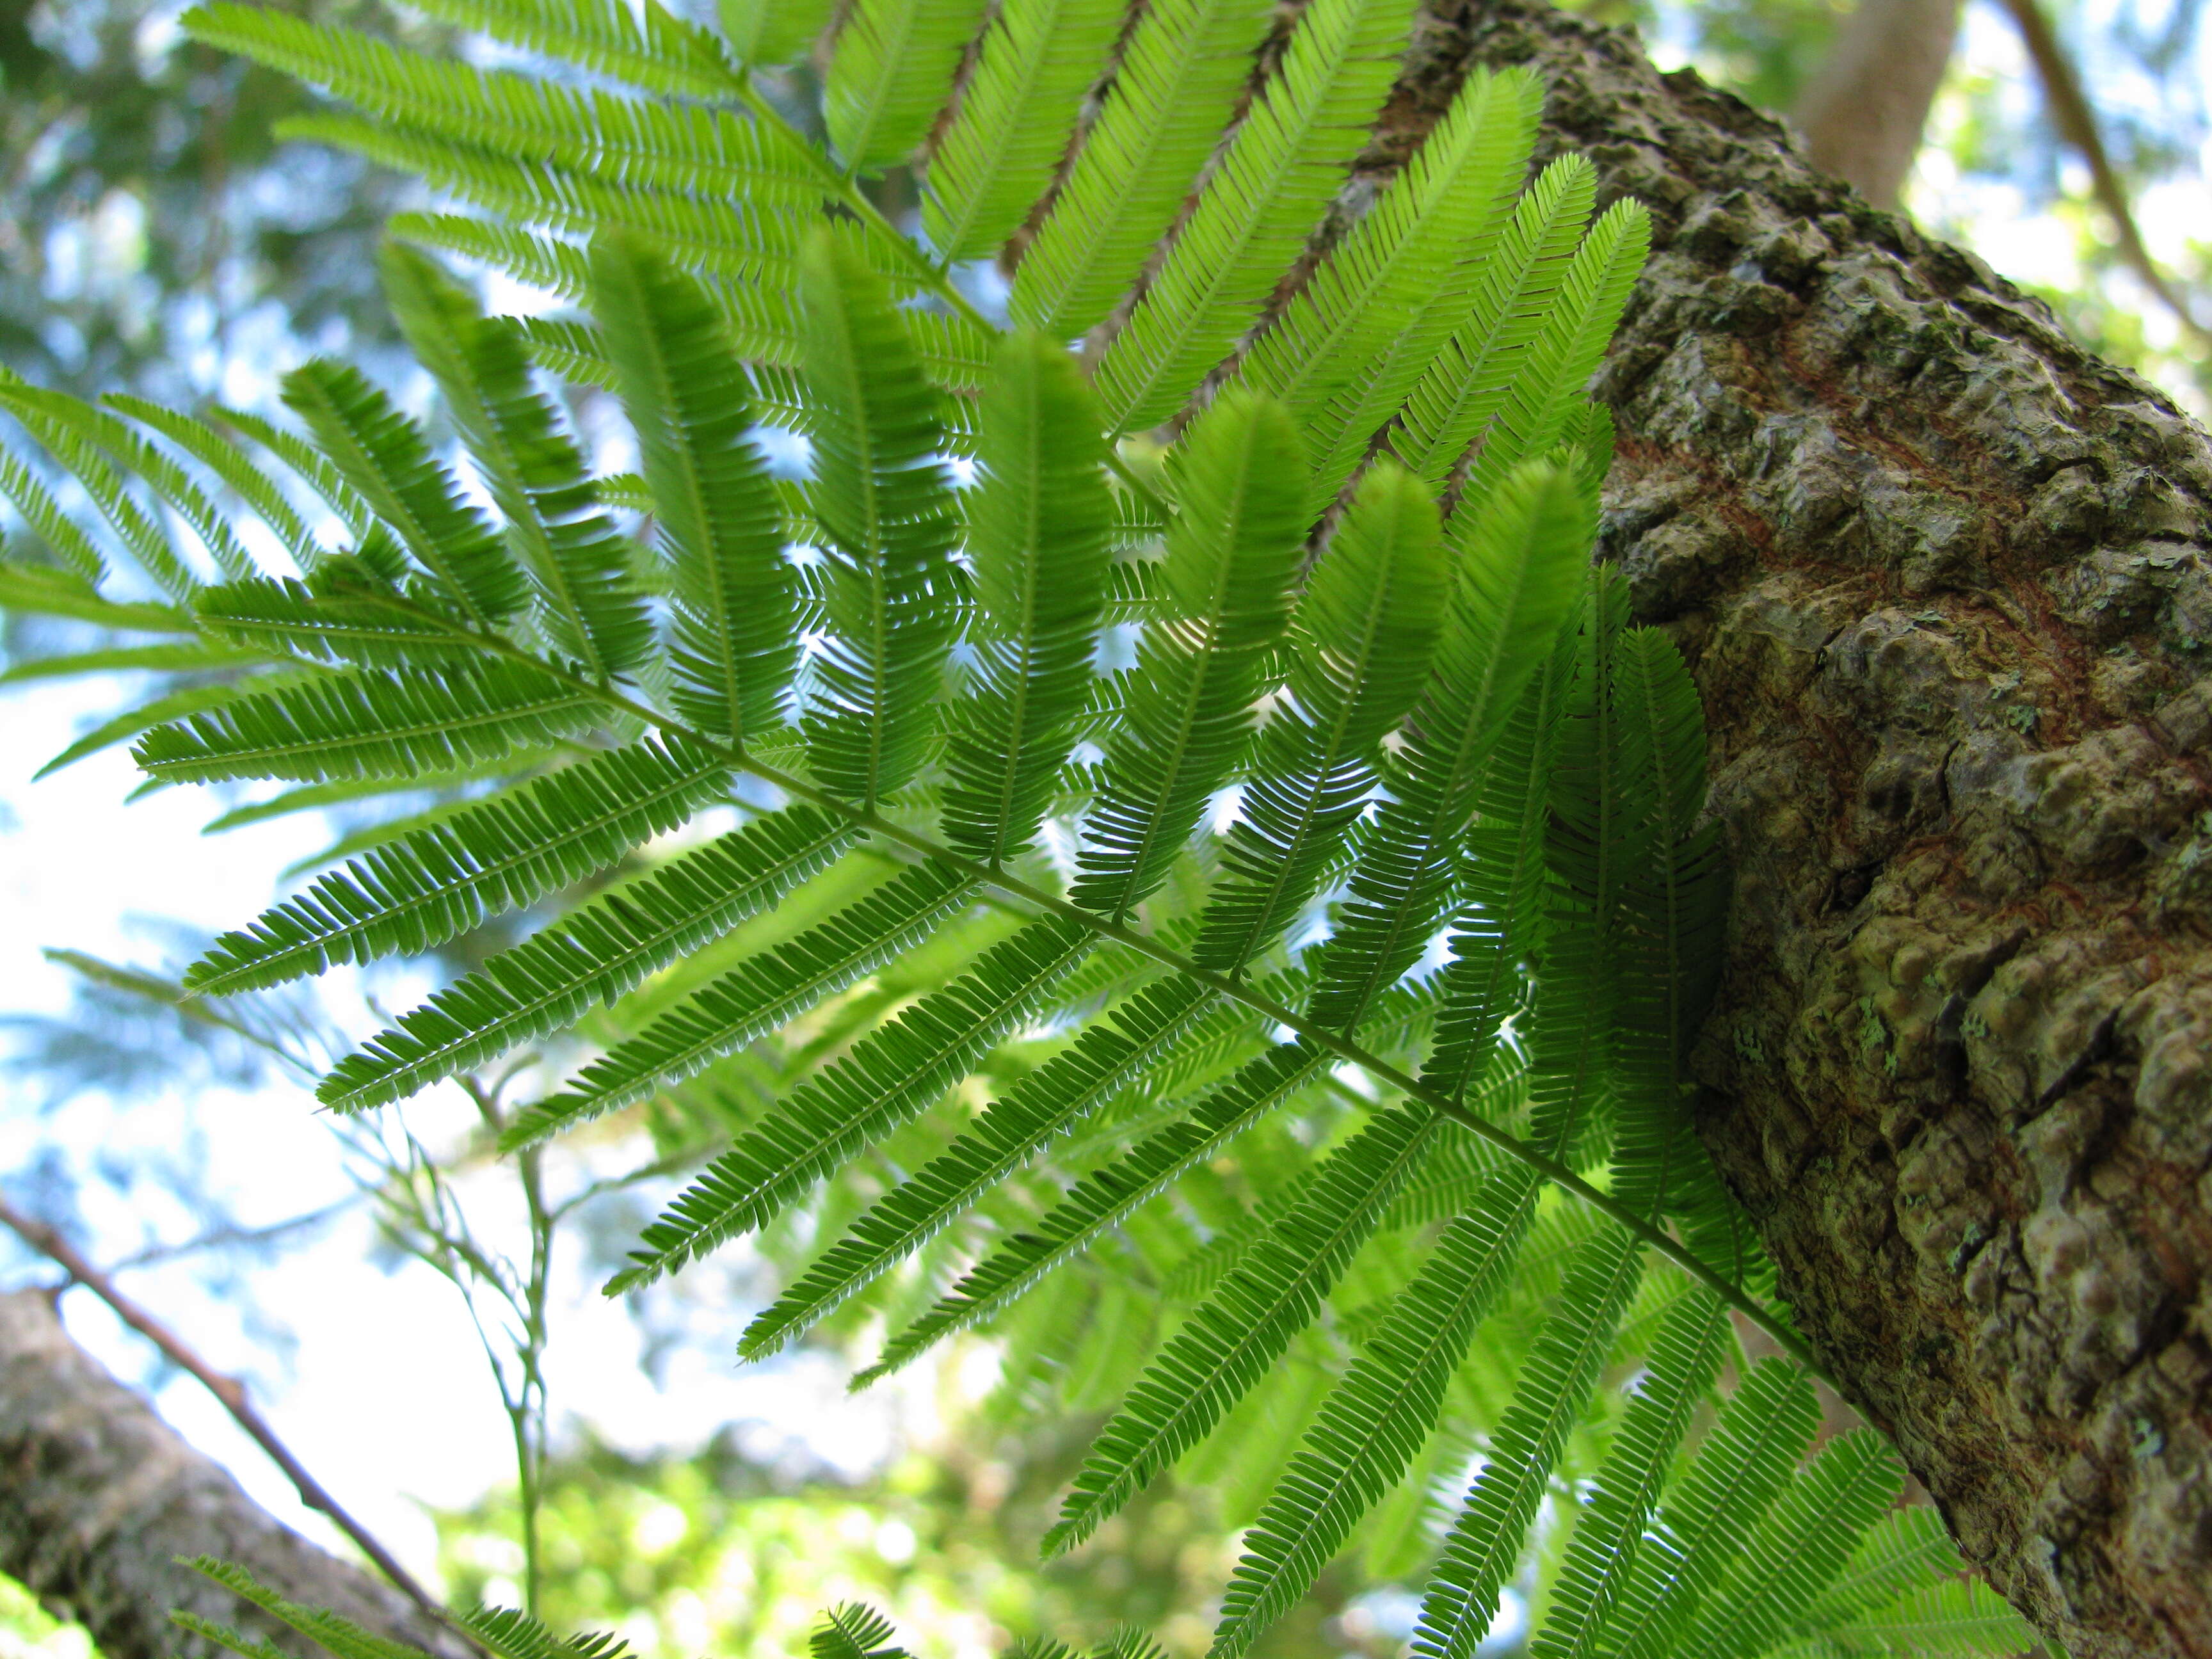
1383 5 2211 1655
0 1290 468 1659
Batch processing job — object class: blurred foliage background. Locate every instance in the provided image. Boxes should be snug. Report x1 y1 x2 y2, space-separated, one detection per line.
0 0 2199 1653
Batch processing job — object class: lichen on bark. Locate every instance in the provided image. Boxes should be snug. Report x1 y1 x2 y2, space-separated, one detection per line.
1389 5 2212 1655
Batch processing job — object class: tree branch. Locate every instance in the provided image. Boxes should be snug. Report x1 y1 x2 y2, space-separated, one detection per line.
0 1196 443 1623
1994 0 2209 342
0 1283 472 1659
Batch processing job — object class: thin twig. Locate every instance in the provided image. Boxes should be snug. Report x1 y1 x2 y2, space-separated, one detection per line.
1994 0 2209 342
0 1194 447 1622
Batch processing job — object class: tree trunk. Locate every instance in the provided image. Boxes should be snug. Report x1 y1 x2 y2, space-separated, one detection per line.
0 1289 469 1659
1388 5 2212 1655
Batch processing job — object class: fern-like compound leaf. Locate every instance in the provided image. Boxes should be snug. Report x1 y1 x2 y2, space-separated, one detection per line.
922 0 1123 261
1409 1222 1645 1659
1191 459 1445 975
824 0 986 175
1671 1432 1905 1659
809 1605 910 1659
1525 1287 1727 1659
721 0 834 67
799 227 963 806
592 232 797 744
859 1040 1327 1384
403 0 741 97
940 330 1115 865
1454 198 1651 519
1068 389 1305 919
183 735 732 997
609 915 1094 1291
1240 65 1539 431
1046 1103 1444 1553
319 808 854 1109
131 662 598 784
1390 154 1596 489
1010 0 1279 339
279 359 527 627
1304 456 1589 1032
742 975 1219 1358
1591 1357 1822 1659
1210 1166 1542 1657
508 862 975 1147
1094 0 1413 431
382 244 651 677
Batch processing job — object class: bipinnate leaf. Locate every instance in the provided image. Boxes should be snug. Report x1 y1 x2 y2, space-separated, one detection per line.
1046 1104 1444 1553
608 915 1094 1292
798 225 962 807
1210 1167 1542 1656
319 807 853 1109
1409 1223 1645 1659
1068 389 1306 920
591 230 796 744
132 661 599 784
381 242 651 677
506 861 974 1148
185 734 732 995
940 329 1116 865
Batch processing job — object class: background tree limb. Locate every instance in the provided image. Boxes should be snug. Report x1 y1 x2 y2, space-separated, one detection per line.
0 1286 470 1659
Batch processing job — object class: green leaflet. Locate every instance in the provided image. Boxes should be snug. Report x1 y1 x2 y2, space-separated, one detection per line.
922 0 1123 262
318 807 854 1109
182 735 733 996
1670 1432 1906 1659
721 0 834 66
1390 154 1598 489
798 226 963 807
185 6 810 204
609 915 1094 1291
824 0 988 175
382 244 652 677
106 396 330 572
858 1039 1328 1386
809 1606 909 1659
174 1560 436 1659
1046 1104 1445 1551
1189 460 1446 975
1591 1358 1823 1659
130 661 598 785
506 861 975 1147
1094 0 1414 432
191 574 483 669
402 0 743 98
592 232 797 744
1526 1288 1728 1659
1242 64 1541 432
0 380 210 600
741 975 1221 1357
0 375 259 587
1454 198 1652 519
1068 389 1306 919
940 330 1116 865
1303 456 1590 1032
279 359 528 627
1009 0 1281 339
1210 1167 1541 1656
1410 1223 1646 1659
